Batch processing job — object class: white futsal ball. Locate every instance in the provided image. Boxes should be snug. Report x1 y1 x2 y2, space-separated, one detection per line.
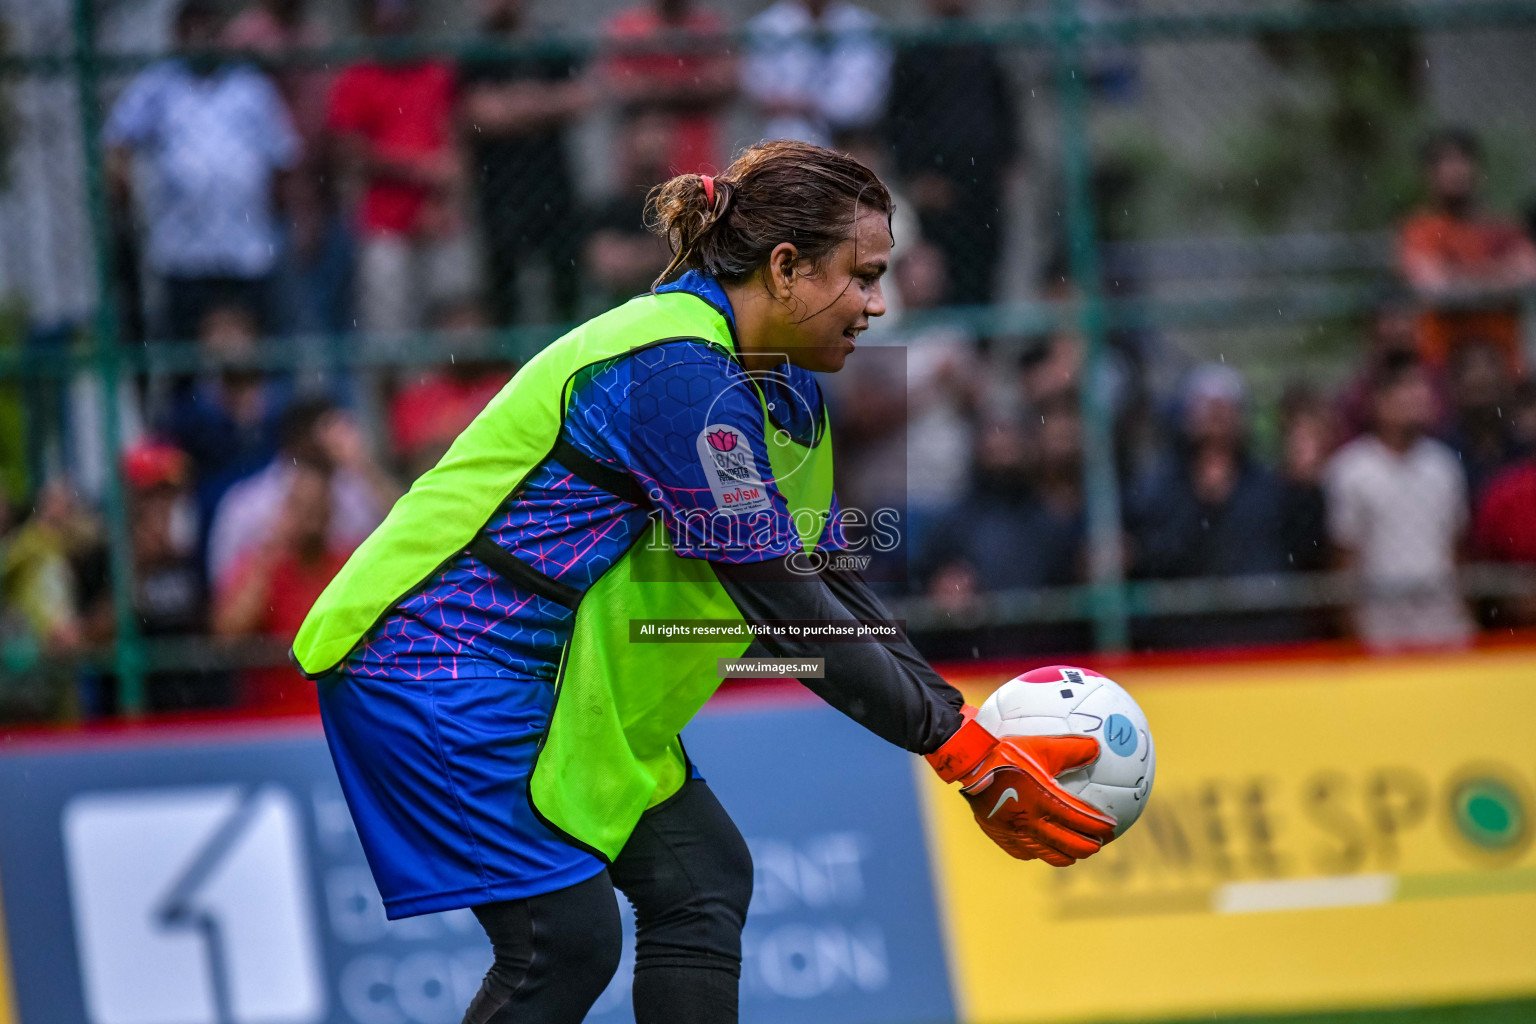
976 664 1155 838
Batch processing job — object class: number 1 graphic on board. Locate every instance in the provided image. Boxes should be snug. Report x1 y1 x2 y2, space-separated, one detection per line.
154 790 268 1024
63 784 325 1024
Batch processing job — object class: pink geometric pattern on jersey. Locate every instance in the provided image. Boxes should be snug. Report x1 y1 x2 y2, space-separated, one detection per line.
343 457 644 682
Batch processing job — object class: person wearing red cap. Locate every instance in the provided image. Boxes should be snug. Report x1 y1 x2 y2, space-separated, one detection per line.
122 442 231 711
123 442 188 492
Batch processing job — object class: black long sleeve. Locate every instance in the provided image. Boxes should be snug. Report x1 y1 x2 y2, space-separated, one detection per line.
710 556 964 754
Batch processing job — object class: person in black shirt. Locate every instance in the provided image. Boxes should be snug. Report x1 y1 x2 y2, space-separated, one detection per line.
1126 365 1306 649
119 443 231 711
1277 384 1333 575
886 0 1019 306
920 402 1093 659
461 0 594 326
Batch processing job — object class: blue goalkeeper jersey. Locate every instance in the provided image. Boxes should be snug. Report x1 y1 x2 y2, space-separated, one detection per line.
343 272 847 685
314 273 960 918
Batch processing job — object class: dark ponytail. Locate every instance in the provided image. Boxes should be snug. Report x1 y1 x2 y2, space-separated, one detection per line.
646 139 892 291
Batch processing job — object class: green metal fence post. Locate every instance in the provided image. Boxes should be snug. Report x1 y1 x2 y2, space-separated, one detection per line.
72 0 146 714
1052 0 1130 651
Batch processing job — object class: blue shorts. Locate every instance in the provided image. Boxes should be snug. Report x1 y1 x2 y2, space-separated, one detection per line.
316 668 604 919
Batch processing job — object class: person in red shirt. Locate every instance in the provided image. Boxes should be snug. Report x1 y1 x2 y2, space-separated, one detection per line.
1473 453 1536 628
328 0 473 341
388 299 514 479
1475 459 1536 562
603 0 736 174
213 458 355 712
1399 128 1536 374
1473 382 1536 630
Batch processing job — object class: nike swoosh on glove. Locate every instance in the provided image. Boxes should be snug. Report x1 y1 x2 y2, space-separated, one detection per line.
926 706 1117 866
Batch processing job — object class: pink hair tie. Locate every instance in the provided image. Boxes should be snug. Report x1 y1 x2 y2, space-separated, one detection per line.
701 174 715 209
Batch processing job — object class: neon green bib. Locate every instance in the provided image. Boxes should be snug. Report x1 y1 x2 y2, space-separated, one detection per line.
292 290 835 860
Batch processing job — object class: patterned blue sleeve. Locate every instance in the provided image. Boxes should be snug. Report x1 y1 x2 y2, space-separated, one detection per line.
565 341 807 563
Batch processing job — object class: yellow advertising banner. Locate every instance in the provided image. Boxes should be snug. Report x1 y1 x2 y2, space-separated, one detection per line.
0 874 15 1024
923 648 1536 1023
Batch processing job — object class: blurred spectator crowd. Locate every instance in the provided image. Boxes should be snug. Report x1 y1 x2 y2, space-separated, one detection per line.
881 124 1536 658
2 0 1536 723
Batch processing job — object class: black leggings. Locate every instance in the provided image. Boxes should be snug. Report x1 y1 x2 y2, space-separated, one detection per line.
462 779 753 1024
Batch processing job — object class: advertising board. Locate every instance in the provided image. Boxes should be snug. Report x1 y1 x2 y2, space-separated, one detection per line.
0 702 951 1024
927 650 1536 1022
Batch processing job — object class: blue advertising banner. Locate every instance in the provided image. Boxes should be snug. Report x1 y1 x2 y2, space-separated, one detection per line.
0 700 953 1024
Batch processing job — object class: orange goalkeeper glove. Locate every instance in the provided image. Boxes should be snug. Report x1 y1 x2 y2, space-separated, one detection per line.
926 706 1117 866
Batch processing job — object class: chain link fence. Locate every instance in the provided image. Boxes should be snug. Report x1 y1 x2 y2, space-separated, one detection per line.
2 0 1535 719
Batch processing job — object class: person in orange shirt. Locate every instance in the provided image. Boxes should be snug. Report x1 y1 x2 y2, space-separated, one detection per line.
1398 128 1536 374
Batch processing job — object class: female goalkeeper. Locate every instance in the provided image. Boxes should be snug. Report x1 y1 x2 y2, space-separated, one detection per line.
291 140 1115 1024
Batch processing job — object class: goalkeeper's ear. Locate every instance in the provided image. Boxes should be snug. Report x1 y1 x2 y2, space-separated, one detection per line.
766 241 801 302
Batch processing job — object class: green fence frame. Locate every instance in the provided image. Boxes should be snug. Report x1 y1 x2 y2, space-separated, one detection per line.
7 0 1536 712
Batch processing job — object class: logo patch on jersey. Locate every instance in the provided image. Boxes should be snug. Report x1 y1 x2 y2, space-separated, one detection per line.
697 424 773 515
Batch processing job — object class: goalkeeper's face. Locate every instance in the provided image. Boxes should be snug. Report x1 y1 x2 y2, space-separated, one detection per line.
781 207 891 373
